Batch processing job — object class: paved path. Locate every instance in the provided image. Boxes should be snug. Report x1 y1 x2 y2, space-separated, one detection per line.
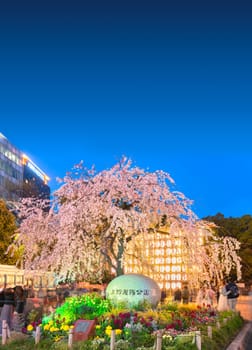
236 295 252 321
227 295 252 350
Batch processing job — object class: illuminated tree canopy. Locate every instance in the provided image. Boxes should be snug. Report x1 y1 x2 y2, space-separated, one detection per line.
13 157 242 285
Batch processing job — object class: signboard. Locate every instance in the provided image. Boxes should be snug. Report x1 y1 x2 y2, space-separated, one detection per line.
73 319 96 342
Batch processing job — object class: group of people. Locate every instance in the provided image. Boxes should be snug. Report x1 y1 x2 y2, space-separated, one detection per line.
0 285 26 334
196 284 216 307
173 285 190 304
196 279 240 311
172 279 240 312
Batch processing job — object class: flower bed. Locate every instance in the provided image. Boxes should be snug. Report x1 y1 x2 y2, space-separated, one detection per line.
17 293 244 350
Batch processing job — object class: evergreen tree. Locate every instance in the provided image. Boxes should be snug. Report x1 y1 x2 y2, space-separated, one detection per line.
0 199 18 264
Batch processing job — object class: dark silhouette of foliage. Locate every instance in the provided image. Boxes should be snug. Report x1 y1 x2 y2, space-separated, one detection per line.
0 199 18 264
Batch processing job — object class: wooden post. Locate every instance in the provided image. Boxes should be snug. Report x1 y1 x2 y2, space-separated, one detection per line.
35 325 41 344
195 330 201 350
156 331 162 350
110 330 115 350
207 325 212 339
68 328 73 349
2 320 7 345
6 320 10 339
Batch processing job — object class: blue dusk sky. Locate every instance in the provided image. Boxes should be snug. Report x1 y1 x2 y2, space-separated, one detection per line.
0 0 252 219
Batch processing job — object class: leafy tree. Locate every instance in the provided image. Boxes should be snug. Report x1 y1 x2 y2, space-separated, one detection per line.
0 199 18 264
204 213 252 285
14 158 241 286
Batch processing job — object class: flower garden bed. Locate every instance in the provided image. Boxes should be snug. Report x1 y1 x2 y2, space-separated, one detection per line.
1 293 244 349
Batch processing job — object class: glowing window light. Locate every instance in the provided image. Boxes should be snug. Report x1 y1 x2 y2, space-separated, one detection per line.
172 266 179 272
166 240 171 247
22 154 50 184
166 248 172 255
165 266 170 272
165 282 171 289
166 257 171 264
171 274 176 280
177 257 182 263
160 266 164 272
172 257 177 264
22 154 28 165
171 282 177 289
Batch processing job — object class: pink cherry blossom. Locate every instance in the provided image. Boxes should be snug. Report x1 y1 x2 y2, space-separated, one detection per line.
13 157 241 285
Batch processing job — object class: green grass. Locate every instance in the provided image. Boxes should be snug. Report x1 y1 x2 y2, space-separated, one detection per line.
201 314 244 350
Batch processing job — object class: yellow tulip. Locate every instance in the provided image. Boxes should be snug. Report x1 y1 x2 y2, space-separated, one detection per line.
43 324 50 331
27 325 33 332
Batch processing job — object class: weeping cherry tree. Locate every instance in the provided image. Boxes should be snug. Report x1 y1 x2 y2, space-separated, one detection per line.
13 157 241 285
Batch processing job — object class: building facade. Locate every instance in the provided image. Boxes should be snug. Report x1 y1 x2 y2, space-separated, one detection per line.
0 132 50 202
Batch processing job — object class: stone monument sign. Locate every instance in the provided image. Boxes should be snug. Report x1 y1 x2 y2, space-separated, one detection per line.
106 273 161 307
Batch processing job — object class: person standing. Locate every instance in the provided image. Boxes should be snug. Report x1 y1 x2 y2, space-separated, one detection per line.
14 286 26 314
217 281 229 311
0 287 16 334
174 288 182 303
181 285 190 304
226 279 239 311
196 286 208 306
13 286 26 331
0 285 4 314
161 289 167 302
205 285 216 307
